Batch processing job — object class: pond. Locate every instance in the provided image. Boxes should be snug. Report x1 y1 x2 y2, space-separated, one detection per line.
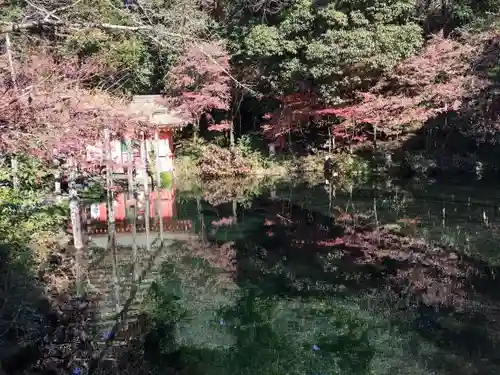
80 176 500 375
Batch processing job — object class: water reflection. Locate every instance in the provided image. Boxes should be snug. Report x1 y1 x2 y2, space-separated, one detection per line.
75 180 500 375
85 189 192 249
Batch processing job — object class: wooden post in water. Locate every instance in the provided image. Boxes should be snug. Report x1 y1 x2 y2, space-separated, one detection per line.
104 129 116 251
126 138 138 281
196 196 207 244
140 132 151 251
68 157 84 297
232 200 238 223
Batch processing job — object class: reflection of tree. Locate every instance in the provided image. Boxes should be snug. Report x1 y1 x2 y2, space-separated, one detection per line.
229 196 500 375
243 197 500 308
111 184 500 375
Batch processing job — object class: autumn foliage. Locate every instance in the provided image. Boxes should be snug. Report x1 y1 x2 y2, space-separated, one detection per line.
198 143 251 177
263 31 494 148
329 33 488 135
261 91 321 140
0 52 142 162
165 41 232 131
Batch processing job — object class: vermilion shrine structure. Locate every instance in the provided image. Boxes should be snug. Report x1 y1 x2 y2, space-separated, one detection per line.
85 95 185 177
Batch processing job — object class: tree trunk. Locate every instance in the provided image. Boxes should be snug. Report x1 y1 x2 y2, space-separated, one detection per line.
111 239 121 312
154 129 165 247
154 127 161 187
140 132 151 251
11 156 19 190
154 187 164 247
268 142 276 158
193 118 200 142
140 133 149 194
270 186 276 199
54 163 61 195
230 119 235 149
328 127 333 153
145 189 151 251
232 199 237 222
69 158 83 250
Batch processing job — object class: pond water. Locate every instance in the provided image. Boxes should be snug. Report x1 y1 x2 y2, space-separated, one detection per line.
81 177 500 375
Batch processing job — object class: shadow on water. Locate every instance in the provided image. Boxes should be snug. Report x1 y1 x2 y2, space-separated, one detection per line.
0 194 77 374
74 177 500 375
0 242 47 374
7 178 500 374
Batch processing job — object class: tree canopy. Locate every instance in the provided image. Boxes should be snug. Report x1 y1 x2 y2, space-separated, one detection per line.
1 0 500 159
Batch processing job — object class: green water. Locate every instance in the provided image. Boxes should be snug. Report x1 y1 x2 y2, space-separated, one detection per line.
88 178 500 375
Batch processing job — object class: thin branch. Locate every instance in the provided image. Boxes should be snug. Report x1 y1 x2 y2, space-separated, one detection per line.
46 0 83 20
5 33 18 93
1 18 259 96
105 0 235 81
25 0 62 21
0 19 199 40
194 40 258 97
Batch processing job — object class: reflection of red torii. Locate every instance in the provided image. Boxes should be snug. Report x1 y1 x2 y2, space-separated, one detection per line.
90 190 176 222
86 219 193 234
74 189 195 238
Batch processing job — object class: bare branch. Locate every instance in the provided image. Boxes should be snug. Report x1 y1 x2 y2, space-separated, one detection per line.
4 34 18 93
24 0 62 21
46 0 83 20
194 40 258 97
0 19 203 42
0 18 259 96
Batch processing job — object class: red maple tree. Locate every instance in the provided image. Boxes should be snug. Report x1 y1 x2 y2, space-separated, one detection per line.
318 33 490 140
0 52 143 165
165 41 232 131
261 32 492 148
